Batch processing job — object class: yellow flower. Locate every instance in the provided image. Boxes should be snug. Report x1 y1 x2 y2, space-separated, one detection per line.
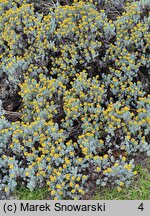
107 168 112 173
82 175 87 180
9 164 14 169
76 177 81 181
104 154 108 159
51 190 55 195
99 139 104 144
114 163 119 167
119 182 124 187
122 156 126 161
51 127 56 132
126 135 130 140
117 187 121 192
103 170 108 174
25 172 29 177
4 187 9 193
66 141 71 146
71 189 75 193
47 181 51 185
70 152 74 156
71 176 75 181
65 174 70 180
56 184 61 189
69 182 74 187
77 158 83 163
96 167 101 171
2 155 7 159
80 189 85 195
50 175 56 182
65 159 70 165
33 132 38 136
63 164 67 169
75 184 79 188
133 171 137 175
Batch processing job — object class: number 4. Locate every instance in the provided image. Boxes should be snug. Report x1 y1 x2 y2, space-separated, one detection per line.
138 203 144 211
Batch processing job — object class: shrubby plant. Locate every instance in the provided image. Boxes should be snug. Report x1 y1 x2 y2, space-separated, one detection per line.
0 0 149 199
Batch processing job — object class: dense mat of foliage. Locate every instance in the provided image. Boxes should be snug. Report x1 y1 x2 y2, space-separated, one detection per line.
0 0 150 199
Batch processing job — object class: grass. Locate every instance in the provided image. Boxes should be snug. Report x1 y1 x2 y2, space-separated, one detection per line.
15 185 49 200
93 158 150 200
14 158 150 200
